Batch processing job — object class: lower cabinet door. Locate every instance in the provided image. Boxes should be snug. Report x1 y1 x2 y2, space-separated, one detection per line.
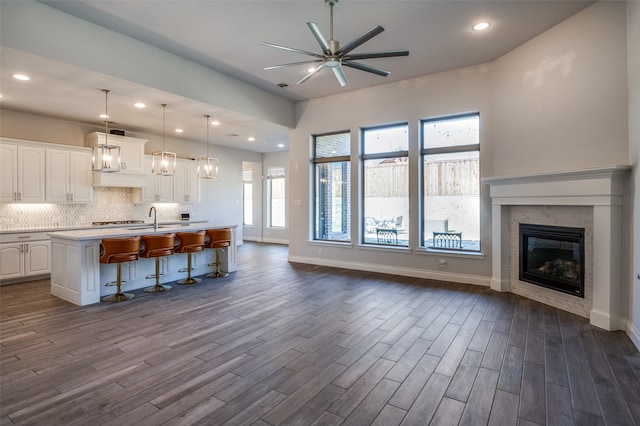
0 243 24 280
25 241 51 276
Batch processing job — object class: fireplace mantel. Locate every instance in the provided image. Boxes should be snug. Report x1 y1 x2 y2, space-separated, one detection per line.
483 165 631 331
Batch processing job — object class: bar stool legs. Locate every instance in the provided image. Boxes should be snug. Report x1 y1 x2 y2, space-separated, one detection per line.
208 247 229 278
103 262 135 302
144 256 172 293
178 252 201 284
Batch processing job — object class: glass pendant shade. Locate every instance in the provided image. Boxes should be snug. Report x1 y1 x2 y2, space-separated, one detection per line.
152 103 176 176
92 89 122 173
152 151 177 176
197 114 219 179
92 144 121 173
197 156 219 179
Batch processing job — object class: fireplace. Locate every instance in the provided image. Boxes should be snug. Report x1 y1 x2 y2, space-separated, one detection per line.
519 223 585 298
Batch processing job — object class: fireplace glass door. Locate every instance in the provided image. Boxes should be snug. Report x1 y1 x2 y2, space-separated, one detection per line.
519 224 585 297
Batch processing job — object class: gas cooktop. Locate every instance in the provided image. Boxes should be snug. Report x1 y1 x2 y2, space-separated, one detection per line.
91 220 145 226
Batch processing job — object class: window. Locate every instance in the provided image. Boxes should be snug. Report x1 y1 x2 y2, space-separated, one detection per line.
421 113 480 251
267 166 285 228
362 124 409 246
242 168 252 226
313 131 351 241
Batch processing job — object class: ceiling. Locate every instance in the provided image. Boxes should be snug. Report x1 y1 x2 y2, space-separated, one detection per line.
0 0 594 153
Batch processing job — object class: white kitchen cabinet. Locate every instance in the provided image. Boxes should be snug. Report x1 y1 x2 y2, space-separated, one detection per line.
174 159 200 203
85 132 146 173
0 233 51 282
132 157 173 203
0 142 45 203
46 148 93 203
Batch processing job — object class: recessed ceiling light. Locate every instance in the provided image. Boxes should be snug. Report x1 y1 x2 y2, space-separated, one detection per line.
13 74 30 81
307 67 316 73
277 143 284 148
175 129 184 133
472 21 491 31
211 120 220 126
134 102 146 108
248 137 255 142
99 114 109 119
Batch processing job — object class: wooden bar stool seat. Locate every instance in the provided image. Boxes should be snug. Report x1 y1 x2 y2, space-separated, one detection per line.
175 231 206 285
140 233 175 293
100 236 141 302
205 228 231 278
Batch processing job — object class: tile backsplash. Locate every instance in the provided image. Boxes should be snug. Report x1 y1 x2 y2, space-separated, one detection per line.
0 187 199 230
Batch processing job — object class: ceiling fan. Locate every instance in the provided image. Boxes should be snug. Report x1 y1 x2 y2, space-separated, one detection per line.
261 0 409 87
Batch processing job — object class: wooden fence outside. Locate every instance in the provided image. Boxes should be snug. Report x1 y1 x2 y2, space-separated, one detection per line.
363 159 479 197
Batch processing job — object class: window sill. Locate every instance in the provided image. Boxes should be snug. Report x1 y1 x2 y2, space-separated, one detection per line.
356 243 412 253
416 247 485 259
308 240 354 248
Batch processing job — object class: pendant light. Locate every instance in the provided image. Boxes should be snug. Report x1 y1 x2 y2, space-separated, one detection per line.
152 103 176 176
91 89 121 173
197 114 219 179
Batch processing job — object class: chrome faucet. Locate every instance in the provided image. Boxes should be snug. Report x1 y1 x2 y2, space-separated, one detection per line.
149 206 158 230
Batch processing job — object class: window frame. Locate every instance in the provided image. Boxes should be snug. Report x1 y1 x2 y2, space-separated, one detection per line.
420 112 481 252
312 130 351 242
266 166 286 228
360 122 409 247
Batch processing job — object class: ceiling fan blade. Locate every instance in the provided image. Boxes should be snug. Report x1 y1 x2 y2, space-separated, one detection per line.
263 59 322 70
332 66 349 87
346 51 409 60
260 42 323 58
343 61 390 77
335 25 385 56
307 22 331 53
297 63 327 85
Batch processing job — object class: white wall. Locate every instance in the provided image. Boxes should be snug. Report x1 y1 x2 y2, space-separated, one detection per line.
491 0 629 176
288 2 629 289
628 0 640 348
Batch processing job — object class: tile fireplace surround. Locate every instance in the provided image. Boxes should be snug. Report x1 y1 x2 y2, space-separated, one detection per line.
484 165 631 331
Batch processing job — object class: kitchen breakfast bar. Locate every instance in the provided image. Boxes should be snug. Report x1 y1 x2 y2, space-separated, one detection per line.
49 224 237 306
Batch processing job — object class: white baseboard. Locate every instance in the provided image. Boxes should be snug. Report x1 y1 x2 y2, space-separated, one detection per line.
287 255 491 287
263 237 289 245
627 321 640 351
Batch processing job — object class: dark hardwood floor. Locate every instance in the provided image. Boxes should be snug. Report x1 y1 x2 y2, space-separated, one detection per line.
1 242 639 425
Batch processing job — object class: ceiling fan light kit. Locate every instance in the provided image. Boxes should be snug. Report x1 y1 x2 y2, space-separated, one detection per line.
262 0 408 87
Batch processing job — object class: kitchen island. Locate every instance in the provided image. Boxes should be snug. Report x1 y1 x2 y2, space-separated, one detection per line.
49 223 237 306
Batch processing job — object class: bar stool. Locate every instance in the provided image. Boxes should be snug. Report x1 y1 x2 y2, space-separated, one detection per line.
140 233 175 293
100 236 141 302
175 231 206 285
206 228 231 278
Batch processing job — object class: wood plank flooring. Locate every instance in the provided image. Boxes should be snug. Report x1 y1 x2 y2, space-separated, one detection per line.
1 242 639 425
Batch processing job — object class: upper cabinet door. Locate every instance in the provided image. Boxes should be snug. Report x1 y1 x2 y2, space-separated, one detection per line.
68 151 93 203
0 144 18 202
18 146 45 203
46 149 70 202
119 140 145 174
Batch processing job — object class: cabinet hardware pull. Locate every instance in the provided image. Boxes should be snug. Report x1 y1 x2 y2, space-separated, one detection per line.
25 243 28 253
18 236 30 239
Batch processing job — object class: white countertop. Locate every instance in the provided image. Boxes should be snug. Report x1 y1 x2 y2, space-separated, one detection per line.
48 222 236 241
0 220 208 235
